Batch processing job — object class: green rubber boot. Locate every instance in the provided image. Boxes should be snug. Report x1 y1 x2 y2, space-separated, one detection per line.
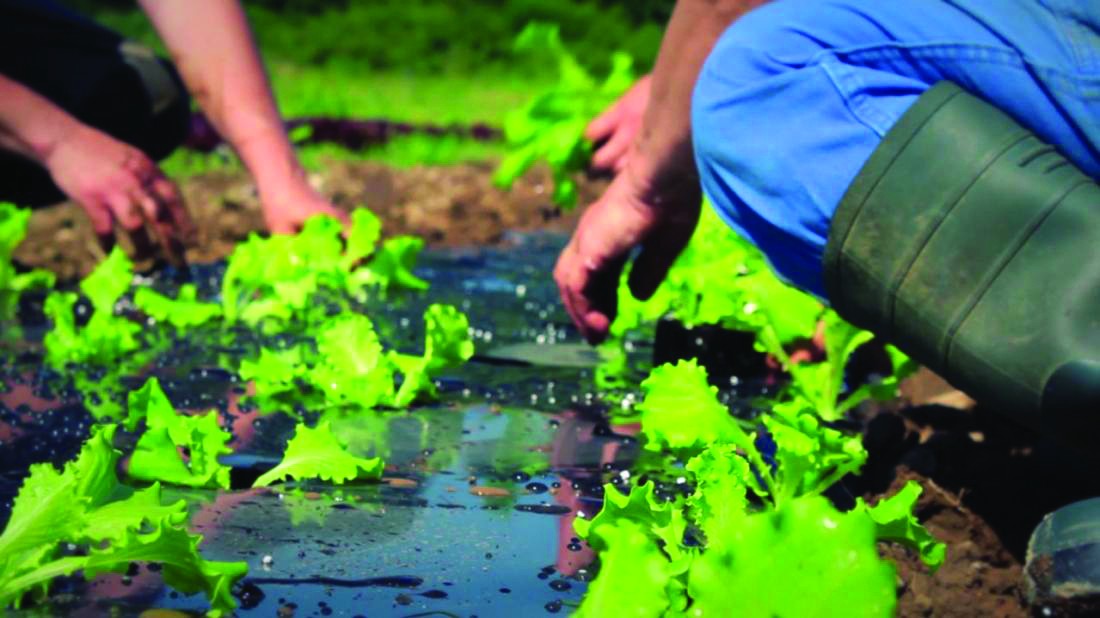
823 81 1100 448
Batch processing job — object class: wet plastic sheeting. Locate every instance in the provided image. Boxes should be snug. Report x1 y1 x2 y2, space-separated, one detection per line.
0 233 651 616
152 405 630 617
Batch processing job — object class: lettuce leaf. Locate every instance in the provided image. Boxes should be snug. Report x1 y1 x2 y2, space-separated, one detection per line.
0 203 55 324
126 377 233 489
574 482 692 616
253 421 384 487
0 424 247 615
134 284 221 330
493 22 635 209
857 480 947 572
635 359 751 455
688 496 897 617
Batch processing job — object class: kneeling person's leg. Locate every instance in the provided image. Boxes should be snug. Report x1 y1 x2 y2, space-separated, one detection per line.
692 0 1100 435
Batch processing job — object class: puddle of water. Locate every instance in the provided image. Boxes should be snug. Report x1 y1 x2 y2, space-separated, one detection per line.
0 232 668 616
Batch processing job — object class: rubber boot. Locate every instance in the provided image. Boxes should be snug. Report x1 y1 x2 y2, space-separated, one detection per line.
823 81 1100 450
1027 497 1100 614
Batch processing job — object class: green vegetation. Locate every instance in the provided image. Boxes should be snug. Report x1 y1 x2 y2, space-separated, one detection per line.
573 359 944 617
253 421 384 488
1 204 477 614
72 0 668 172
0 425 247 616
493 23 635 208
126 378 234 490
240 304 474 416
0 203 55 329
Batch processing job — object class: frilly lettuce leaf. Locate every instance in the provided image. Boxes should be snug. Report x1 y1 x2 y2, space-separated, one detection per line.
857 480 947 572
688 496 897 617
134 284 221 330
126 377 233 489
349 236 430 293
0 424 247 615
343 208 382 268
253 421 384 487
573 519 673 618
79 246 133 315
493 22 635 209
635 359 751 455
574 482 692 616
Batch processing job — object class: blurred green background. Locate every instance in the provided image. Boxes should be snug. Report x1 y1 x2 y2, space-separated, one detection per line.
65 0 670 122
61 0 671 171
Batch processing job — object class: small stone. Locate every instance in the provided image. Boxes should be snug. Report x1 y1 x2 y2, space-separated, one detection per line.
470 485 512 498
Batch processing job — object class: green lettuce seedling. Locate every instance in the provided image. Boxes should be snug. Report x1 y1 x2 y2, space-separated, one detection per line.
687 495 898 617
43 247 140 368
858 480 947 571
253 421 384 487
612 207 824 341
766 311 919 421
134 284 222 330
0 424 247 616
493 22 636 209
242 304 474 415
222 208 428 330
0 203 55 326
126 377 233 489
573 358 945 617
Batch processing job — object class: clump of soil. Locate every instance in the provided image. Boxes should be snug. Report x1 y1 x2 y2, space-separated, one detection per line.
13 160 604 280
851 370 1100 617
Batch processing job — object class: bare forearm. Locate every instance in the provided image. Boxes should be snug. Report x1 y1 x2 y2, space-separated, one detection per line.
138 0 299 191
0 74 80 164
631 0 769 202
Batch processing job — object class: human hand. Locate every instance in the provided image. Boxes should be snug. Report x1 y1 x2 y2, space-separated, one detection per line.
43 122 193 262
585 74 652 173
256 171 348 235
554 163 700 344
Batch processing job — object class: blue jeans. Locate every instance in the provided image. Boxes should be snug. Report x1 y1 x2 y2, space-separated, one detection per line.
692 0 1100 298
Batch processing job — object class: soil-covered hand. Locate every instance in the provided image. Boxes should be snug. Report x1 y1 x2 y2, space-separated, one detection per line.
585 74 652 173
44 122 193 262
258 172 348 235
554 163 699 344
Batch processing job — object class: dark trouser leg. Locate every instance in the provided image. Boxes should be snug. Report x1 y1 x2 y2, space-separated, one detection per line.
0 0 191 206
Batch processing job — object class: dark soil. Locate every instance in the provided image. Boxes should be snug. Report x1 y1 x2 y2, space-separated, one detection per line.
9 161 1070 617
13 160 600 280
